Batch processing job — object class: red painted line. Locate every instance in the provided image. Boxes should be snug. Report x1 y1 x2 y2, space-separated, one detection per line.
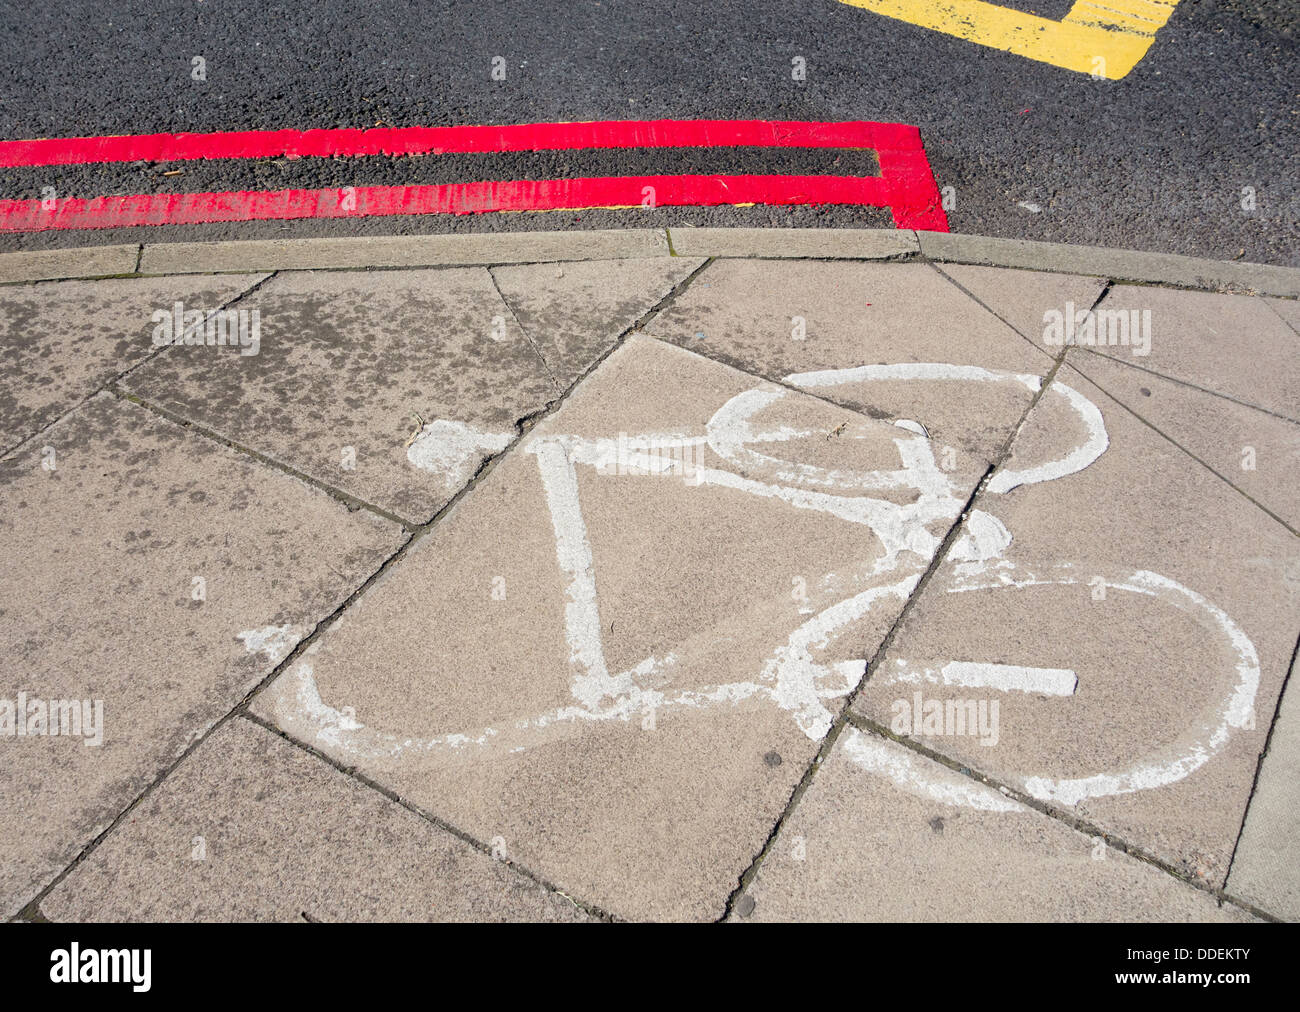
0 119 927 167
0 120 949 232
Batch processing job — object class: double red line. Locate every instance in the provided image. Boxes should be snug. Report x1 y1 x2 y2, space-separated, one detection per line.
0 119 949 232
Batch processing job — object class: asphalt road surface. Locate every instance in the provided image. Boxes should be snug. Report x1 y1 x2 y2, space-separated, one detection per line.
0 0 1295 264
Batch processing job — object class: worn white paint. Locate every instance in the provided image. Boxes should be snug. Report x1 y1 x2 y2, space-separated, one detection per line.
784 362 1041 391
276 360 1256 810
237 624 299 665
950 662 1075 696
781 363 1109 498
988 381 1108 494
842 727 1023 812
406 419 512 489
762 570 920 739
883 659 1077 696
950 510 1013 563
943 562 1261 805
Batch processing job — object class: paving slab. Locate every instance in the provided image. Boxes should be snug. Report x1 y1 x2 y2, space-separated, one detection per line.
1266 297 1300 335
646 259 1055 469
1228 653 1300 921
252 334 1005 920
137 230 672 275
0 244 139 284
852 361 1300 888
0 274 266 452
40 717 587 922
1078 285 1300 422
490 257 705 388
667 227 917 260
0 393 403 919
735 727 1251 922
935 263 1108 351
122 267 563 524
1068 350 1300 531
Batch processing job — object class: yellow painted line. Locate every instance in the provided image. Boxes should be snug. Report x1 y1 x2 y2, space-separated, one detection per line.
835 0 1183 78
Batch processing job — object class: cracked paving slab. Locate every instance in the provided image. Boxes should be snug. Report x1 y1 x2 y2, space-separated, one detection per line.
250 333 1031 920
0 393 403 919
1081 285 1300 422
1068 349 1300 531
489 256 705 389
852 361 1300 890
933 263 1108 351
40 717 590 922
733 726 1252 922
0 274 267 452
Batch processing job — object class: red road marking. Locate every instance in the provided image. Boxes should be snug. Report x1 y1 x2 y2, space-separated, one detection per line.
0 120 949 232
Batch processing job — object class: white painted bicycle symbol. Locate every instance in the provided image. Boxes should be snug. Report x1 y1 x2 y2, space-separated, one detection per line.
270 362 1259 810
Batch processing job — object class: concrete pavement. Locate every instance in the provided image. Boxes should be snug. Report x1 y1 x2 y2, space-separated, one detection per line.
2 229 1298 922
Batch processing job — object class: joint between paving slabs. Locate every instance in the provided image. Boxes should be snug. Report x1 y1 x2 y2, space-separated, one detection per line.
907 268 1300 536
722 455 1002 920
725 343 1082 918
843 710 1272 921
1262 297 1300 340
7 514 415 922
0 271 275 463
486 265 562 394
239 712 616 922
1071 343 1300 429
108 385 422 532
1063 352 1300 538
931 261 1099 361
1221 624 1300 915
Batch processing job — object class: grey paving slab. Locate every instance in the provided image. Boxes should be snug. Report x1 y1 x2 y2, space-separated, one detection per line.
0 393 403 919
646 259 1055 468
1080 285 1300 422
0 244 139 284
1266 297 1300 335
936 263 1108 351
122 267 561 524
0 274 266 452
667 227 917 259
40 717 588 922
137 230 672 275
490 257 704 388
736 727 1251 922
1068 350 1300 531
853 361 1300 888
1228 653 1300 921
253 335 998 920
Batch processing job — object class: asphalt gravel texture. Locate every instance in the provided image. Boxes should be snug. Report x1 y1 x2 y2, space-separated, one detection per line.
0 0 1295 264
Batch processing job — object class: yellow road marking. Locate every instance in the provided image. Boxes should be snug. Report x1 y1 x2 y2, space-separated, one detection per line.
836 0 1181 78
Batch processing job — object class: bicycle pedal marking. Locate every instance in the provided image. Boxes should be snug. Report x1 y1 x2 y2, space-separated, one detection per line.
885 660 1078 697
263 360 1260 812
